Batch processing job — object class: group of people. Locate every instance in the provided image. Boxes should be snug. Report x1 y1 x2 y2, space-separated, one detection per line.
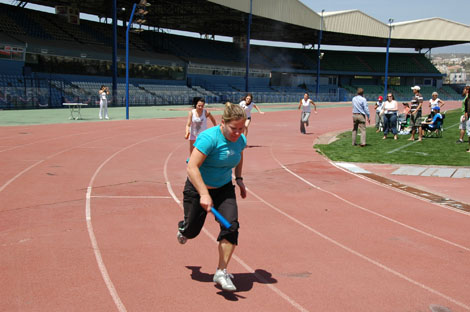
351 85 467 146
175 84 469 293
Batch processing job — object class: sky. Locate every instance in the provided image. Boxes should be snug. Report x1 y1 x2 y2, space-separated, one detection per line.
1 0 469 54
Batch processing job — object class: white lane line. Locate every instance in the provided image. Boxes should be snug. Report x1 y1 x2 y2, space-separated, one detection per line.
386 140 418 154
387 122 460 154
91 195 171 199
163 147 309 312
85 131 178 312
270 151 470 252
247 187 470 311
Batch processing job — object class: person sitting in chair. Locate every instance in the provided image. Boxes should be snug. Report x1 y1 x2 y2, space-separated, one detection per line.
420 106 443 136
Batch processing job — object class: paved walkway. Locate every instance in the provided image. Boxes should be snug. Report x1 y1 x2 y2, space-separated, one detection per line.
335 162 470 212
337 163 470 179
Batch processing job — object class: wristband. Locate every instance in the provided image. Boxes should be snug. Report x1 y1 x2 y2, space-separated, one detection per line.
235 177 243 181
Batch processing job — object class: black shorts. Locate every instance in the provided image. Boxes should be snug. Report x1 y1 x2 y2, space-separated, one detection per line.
178 178 239 245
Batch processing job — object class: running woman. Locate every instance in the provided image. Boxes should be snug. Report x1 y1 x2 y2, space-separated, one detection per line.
239 93 264 137
185 97 217 156
177 102 247 292
298 92 317 134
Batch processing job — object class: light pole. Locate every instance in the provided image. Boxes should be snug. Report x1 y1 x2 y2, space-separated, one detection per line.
245 0 253 93
383 18 393 99
125 1 149 119
125 3 137 120
316 9 324 97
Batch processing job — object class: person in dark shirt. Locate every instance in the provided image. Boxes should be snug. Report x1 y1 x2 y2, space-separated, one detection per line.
407 86 424 141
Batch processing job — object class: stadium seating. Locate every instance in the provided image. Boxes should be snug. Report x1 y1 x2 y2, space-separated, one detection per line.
0 2 461 109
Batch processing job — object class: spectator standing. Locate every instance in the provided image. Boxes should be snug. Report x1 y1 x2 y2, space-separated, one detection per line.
351 88 370 147
98 85 109 120
382 93 399 140
429 92 445 111
374 96 384 132
408 85 424 141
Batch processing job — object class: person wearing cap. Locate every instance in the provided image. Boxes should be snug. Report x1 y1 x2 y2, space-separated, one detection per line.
420 106 443 136
374 96 384 132
407 85 424 141
429 92 445 111
351 88 370 147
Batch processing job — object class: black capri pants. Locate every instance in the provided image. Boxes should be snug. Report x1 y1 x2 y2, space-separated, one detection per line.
178 178 239 245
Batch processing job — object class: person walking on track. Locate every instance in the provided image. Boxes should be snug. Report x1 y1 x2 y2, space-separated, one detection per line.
177 102 247 292
298 92 317 134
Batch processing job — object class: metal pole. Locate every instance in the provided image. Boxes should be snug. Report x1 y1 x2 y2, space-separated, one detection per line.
126 3 137 120
384 18 393 99
245 0 252 92
316 9 324 97
112 0 118 106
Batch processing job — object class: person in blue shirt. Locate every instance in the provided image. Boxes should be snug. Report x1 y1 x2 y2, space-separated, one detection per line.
420 106 443 136
177 102 247 292
351 88 370 146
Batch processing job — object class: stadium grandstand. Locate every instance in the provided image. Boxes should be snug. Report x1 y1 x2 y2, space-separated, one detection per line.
0 0 469 109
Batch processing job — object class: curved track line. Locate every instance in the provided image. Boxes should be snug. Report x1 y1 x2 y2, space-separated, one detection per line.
329 160 470 216
0 128 138 193
246 187 469 310
163 146 309 312
85 131 178 312
269 147 470 252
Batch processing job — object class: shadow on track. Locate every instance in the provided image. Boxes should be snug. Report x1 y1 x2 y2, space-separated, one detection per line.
186 266 277 301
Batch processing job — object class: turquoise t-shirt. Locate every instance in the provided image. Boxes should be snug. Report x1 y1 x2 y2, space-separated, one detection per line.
194 125 247 188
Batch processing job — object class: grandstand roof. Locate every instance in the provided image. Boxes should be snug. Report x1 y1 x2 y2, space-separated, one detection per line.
19 0 470 49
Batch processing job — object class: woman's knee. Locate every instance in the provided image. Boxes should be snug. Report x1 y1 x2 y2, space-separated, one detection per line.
218 220 240 245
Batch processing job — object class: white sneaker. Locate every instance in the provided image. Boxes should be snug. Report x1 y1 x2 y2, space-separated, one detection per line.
105 116 109 120
177 231 187 244
213 269 236 291
99 117 103 120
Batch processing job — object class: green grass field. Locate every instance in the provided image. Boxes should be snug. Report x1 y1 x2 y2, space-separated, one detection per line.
314 109 469 166
0 103 304 126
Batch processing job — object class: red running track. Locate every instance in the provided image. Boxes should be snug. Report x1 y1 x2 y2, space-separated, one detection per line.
0 103 469 312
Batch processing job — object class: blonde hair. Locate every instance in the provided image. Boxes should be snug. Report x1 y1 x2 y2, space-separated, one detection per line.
432 92 438 96
222 101 246 123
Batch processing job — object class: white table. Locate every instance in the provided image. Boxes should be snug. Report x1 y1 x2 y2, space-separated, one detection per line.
62 103 87 120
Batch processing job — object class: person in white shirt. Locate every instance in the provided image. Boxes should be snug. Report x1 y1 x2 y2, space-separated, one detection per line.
184 97 217 156
381 93 399 140
297 92 317 134
429 92 445 111
98 85 109 120
239 93 264 137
